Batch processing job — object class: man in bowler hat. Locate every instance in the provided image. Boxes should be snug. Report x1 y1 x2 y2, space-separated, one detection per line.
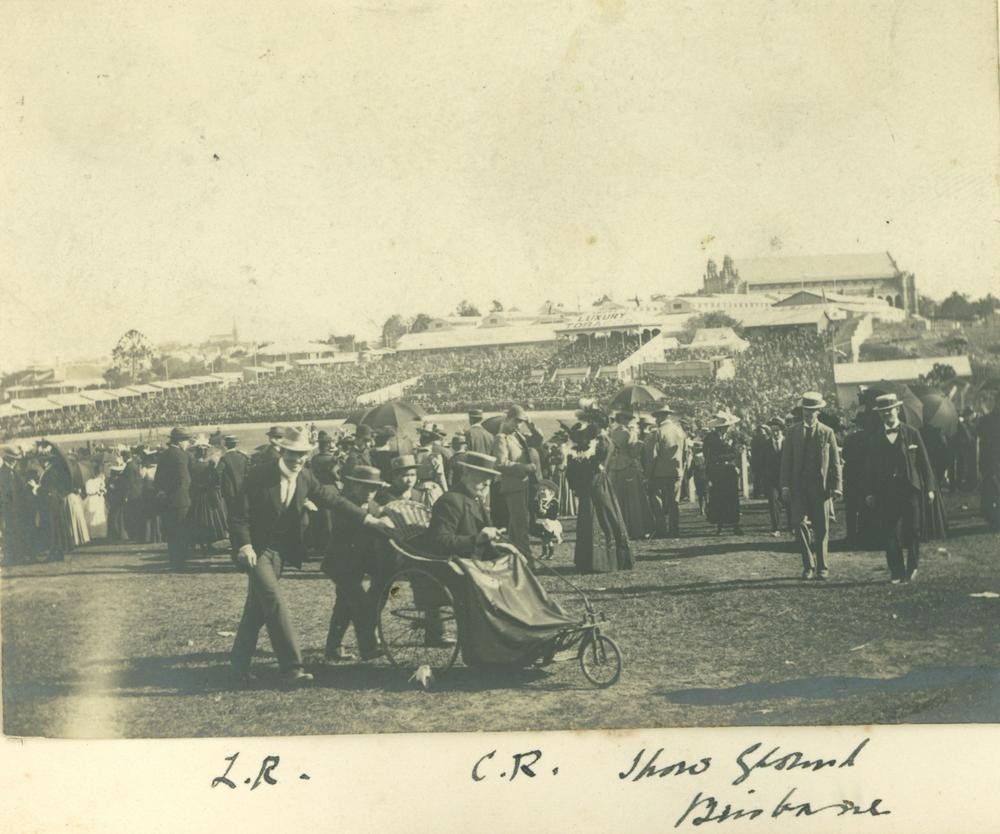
154 427 194 571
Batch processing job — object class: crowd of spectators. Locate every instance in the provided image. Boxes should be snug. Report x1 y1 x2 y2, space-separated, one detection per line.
0 330 836 439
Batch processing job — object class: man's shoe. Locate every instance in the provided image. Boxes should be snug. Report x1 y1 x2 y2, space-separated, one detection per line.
817 569 830 580
359 648 385 662
280 669 314 687
905 569 918 583
324 648 357 663
771 530 782 538
801 568 815 580
890 577 902 585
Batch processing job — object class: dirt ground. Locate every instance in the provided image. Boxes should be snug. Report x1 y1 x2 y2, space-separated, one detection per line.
3 492 998 739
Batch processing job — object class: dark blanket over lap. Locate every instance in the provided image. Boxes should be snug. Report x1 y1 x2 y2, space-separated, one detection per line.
449 545 580 666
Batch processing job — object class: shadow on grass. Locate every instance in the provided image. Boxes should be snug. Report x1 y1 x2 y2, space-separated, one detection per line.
576 576 876 600
657 665 1000 706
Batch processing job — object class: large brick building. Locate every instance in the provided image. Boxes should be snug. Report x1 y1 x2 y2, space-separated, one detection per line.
702 252 917 314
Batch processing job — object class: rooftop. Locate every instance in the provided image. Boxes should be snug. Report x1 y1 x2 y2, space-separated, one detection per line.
736 252 899 285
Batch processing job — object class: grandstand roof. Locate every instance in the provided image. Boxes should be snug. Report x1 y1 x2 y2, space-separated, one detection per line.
46 393 96 407
10 397 61 413
78 389 119 403
833 356 972 385
738 308 832 329
556 309 665 334
736 252 899 285
774 290 894 307
395 322 560 352
126 384 161 395
256 341 336 357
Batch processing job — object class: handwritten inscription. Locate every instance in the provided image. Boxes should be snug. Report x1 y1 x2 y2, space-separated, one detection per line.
211 752 310 790
472 749 560 781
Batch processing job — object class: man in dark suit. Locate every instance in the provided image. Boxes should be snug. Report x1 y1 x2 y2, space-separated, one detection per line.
780 393 842 580
120 449 145 542
321 465 390 662
427 451 504 557
977 397 1000 531
216 435 250 518
465 409 495 455
1 446 32 565
342 425 375 476
251 426 284 468
864 393 936 583
756 416 786 537
153 427 194 570
492 405 543 557
229 426 394 686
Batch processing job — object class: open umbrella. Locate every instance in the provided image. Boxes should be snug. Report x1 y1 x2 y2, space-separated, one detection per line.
482 414 505 435
358 399 425 429
344 407 368 425
609 384 667 411
920 392 959 438
860 381 923 428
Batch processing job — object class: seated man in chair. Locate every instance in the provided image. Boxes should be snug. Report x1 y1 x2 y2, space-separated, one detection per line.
426 452 505 557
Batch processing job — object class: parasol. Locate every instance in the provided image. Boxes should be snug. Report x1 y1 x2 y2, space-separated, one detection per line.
860 381 923 428
919 392 959 438
358 399 426 429
609 384 667 411
344 407 368 425
482 414 505 435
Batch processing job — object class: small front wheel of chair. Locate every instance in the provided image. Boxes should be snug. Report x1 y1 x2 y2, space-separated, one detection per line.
578 633 622 687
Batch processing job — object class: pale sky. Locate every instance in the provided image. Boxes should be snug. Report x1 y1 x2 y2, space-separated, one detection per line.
2 0 998 371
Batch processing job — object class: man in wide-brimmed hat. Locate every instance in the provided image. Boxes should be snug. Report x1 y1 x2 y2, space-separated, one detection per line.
643 403 688 538
321 465 390 662
427 451 504 559
862 393 936 583
228 427 395 685
492 405 543 557
154 427 193 571
780 393 842 579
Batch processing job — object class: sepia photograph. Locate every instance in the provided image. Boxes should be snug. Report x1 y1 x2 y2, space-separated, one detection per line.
2 0 998 760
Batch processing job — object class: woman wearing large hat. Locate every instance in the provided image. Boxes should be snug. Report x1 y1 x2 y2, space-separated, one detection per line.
703 411 744 535
565 402 634 573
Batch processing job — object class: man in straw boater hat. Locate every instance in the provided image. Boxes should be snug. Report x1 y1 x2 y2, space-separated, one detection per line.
643 403 688 538
321 465 393 662
780 392 842 580
154 427 194 571
862 393 936 584
228 427 395 686
492 404 543 558
426 451 504 558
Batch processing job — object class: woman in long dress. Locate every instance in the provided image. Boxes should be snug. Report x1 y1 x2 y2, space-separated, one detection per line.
703 413 744 535
83 473 108 540
187 438 228 550
566 404 634 573
607 410 652 539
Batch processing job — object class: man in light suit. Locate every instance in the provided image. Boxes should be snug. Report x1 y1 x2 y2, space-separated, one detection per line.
492 404 542 557
780 392 842 580
643 404 687 538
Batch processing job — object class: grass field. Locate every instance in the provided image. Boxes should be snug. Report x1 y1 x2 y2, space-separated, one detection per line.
2 493 998 739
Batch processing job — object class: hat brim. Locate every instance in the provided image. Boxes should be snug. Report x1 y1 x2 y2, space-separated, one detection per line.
344 475 388 487
456 461 501 477
874 401 902 411
275 440 315 453
799 401 827 410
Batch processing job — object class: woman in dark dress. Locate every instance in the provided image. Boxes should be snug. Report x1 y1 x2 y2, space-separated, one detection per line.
187 437 229 551
566 403 634 573
703 412 744 535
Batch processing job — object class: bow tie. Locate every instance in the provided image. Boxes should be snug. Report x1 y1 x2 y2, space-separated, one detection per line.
885 427 899 435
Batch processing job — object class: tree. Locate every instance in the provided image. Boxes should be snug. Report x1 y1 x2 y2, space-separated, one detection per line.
111 329 154 383
381 314 408 348
455 299 480 317
410 313 433 333
938 292 975 321
972 294 1000 319
917 295 939 319
490 299 504 313
681 312 742 343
